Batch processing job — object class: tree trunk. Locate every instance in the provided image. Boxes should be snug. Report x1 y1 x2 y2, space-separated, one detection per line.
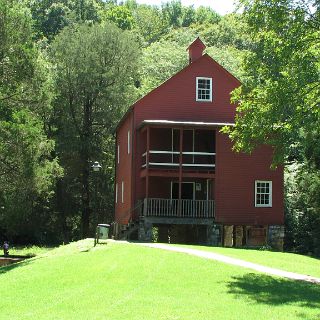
56 179 69 243
80 100 92 238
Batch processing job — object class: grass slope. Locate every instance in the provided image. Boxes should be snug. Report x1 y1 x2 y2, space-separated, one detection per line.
178 245 320 278
0 240 319 320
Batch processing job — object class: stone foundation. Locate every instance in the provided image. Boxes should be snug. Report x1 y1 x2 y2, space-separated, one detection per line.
268 225 285 251
235 226 244 247
207 224 222 246
223 225 234 247
138 221 153 242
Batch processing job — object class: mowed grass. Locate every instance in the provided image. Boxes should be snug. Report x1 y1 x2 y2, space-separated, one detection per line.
0 240 320 320
177 244 320 278
7 245 52 257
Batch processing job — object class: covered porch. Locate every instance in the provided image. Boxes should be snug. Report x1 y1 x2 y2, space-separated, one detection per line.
137 120 218 221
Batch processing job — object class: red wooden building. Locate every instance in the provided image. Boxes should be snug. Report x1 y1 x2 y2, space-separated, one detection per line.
114 38 284 248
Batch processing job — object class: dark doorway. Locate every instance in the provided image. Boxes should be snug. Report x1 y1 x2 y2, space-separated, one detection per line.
171 182 194 199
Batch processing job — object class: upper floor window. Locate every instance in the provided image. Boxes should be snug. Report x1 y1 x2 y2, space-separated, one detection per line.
117 144 120 164
196 77 212 102
255 181 272 207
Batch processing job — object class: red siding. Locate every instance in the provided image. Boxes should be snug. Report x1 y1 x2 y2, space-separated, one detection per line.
215 131 284 225
115 112 133 224
133 54 239 127
133 54 240 205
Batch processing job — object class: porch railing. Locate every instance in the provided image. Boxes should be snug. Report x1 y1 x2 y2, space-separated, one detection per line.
141 150 215 169
142 198 215 219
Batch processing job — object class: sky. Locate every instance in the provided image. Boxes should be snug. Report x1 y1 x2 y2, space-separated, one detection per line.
134 0 237 15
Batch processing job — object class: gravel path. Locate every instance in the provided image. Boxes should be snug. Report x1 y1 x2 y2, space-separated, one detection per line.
135 242 320 284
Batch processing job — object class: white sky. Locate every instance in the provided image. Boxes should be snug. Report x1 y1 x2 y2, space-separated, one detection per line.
134 0 237 15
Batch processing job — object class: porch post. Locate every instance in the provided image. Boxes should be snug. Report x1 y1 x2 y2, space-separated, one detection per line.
178 128 183 215
146 126 150 199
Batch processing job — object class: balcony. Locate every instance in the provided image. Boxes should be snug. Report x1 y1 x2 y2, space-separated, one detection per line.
140 126 216 172
142 198 215 219
142 150 215 170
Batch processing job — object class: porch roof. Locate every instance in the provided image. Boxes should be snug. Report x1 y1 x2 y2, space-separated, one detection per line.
138 120 235 130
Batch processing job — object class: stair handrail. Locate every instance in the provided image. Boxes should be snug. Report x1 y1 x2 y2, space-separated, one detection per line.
115 200 143 224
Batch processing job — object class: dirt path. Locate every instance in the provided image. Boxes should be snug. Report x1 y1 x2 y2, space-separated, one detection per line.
135 242 320 284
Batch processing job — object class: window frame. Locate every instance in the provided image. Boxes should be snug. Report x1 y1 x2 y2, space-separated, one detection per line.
121 181 124 204
196 77 212 102
127 130 130 154
255 180 272 207
115 183 118 204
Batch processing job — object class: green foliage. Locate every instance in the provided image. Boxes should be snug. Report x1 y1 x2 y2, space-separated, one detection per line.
51 22 140 238
197 14 251 50
137 38 188 96
285 163 320 256
205 46 248 80
29 0 102 40
102 4 135 30
195 5 221 25
225 0 319 166
0 0 62 243
131 4 170 44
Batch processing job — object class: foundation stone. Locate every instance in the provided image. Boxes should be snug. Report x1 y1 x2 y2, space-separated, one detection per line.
268 225 285 251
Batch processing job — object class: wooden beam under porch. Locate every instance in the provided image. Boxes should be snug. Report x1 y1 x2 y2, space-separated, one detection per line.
140 168 215 179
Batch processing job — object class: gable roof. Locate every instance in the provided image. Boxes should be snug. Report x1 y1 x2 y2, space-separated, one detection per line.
116 53 241 131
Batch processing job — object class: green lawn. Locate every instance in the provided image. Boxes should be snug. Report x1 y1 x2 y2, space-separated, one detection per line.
176 244 320 278
7 245 52 257
1 240 320 320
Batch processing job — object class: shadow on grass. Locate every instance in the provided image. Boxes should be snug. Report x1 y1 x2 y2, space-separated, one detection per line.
228 273 320 309
0 258 35 275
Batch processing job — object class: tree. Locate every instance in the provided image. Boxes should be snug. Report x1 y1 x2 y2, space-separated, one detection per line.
0 0 62 242
137 38 188 96
132 4 170 44
161 0 183 28
29 0 103 41
195 6 220 25
103 5 135 30
51 22 139 238
225 0 319 167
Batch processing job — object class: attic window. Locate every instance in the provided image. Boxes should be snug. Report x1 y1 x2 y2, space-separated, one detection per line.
196 77 212 102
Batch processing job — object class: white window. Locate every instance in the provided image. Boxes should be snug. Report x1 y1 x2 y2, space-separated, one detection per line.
117 144 120 164
196 77 212 102
115 183 118 203
255 181 272 207
127 130 130 154
121 181 124 203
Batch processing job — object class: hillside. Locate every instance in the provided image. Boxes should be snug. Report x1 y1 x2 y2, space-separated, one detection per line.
1 240 319 320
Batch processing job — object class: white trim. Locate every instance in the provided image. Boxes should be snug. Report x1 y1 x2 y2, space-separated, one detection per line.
117 144 120 164
192 129 195 163
148 162 215 167
116 183 118 204
196 77 212 102
255 180 272 207
171 128 174 163
147 150 215 155
141 120 234 126
121 181 124 204
127 130 130 154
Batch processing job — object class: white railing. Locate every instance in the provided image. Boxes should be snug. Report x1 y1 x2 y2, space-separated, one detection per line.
142 198 215 218
141 150 215 168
